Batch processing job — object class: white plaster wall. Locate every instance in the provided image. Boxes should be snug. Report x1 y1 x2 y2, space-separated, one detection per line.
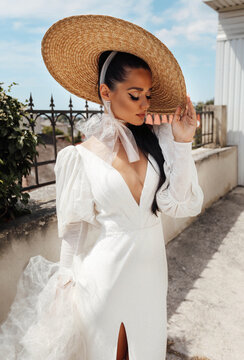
214 9 244 184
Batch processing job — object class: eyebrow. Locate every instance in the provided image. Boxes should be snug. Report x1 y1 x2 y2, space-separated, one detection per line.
126 87 153 91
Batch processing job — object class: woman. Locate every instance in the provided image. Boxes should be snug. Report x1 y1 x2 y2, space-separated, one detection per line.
0 15 204 360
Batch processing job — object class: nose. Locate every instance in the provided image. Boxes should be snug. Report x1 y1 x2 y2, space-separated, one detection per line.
140 95 150 111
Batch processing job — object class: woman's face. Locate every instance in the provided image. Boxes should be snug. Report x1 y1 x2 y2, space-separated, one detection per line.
100 67 152 126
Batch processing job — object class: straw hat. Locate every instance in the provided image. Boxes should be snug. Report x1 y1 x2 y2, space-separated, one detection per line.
41 14 187 115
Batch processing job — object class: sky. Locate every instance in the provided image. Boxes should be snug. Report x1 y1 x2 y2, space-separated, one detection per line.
0 0 218 111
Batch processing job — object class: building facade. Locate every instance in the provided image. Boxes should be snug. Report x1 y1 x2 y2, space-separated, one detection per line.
204 0 244 185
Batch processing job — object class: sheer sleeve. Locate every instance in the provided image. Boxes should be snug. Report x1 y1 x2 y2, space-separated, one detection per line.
54 145 96 277
58 222 88 271
153 122 204 218
0 145 94 357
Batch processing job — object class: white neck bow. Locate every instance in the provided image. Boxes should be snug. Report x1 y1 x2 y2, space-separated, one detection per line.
75 100 140 165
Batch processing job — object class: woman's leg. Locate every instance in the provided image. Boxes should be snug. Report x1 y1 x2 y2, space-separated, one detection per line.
116 322 129 360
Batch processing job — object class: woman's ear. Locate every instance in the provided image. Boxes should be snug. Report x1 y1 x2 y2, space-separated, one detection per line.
100 83 111 102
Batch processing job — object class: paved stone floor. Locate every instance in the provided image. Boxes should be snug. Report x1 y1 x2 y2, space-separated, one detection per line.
165 186 244 360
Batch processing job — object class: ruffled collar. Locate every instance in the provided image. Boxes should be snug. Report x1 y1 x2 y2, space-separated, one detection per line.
75 101 140 165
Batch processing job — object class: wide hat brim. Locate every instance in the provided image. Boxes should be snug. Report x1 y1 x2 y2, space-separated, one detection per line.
41 14 187 115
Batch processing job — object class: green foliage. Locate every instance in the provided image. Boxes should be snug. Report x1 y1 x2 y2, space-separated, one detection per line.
0 82 44 221
205 98 214 106
65 130 82 144
42 125 64 136
194 97 214 112
75 131 82 143
193 126 202 147
64 135 71 142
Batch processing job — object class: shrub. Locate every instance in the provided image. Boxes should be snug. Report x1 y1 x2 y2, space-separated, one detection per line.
193 126 202 147
64 131 82 144
75 131 82 143
42 125 64 136
0 82 44 221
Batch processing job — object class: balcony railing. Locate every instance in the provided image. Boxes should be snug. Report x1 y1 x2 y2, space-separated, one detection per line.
20 94 214 192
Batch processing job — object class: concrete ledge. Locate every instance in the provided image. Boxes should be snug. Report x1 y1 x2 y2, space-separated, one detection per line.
162 145 238 244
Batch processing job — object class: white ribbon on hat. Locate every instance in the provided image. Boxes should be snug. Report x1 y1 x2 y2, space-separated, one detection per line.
75 51 140 165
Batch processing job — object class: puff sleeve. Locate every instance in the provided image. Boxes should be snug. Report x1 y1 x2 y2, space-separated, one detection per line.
54 145 96 274
153 123 204 218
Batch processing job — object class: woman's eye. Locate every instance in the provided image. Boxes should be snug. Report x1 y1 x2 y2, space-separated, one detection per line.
129 94 139 101
129 94 151 101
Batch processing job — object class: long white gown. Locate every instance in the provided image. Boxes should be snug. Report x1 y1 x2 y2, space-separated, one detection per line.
0 122 204 360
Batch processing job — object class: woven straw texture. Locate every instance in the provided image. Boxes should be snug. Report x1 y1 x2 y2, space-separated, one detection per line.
41 14 187 115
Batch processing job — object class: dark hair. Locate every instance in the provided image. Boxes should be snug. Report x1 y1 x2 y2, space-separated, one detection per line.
97 51 166 216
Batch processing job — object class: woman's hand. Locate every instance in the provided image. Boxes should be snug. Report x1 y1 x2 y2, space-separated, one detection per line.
171 95 197 143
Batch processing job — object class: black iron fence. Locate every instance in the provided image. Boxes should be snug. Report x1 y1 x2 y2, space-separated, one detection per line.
20 94 214 192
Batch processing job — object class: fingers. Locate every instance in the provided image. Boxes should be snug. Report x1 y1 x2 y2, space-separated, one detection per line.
186 95 192 116
173 105 182 121
184 95 197 122
174 105 182 116
174 94 196 121
181 95 190 117
183 102 188 117
187 96 197 122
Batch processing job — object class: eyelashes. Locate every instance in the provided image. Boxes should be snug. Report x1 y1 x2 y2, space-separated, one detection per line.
129 93 152 101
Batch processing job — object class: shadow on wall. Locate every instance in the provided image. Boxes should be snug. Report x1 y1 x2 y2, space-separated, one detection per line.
227 130 244 185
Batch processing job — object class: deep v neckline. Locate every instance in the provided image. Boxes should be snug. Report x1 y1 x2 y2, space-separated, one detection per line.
77 143 151 209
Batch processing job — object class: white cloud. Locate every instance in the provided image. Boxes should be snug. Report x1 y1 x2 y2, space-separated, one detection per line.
155 27 178 47
2 0 159 38
0 0 217 105
12 21 23 30
0 0 152 21
0 0 86 19
1 0 218 51
0 40 41 70
11 20 47 34
154 0 218 49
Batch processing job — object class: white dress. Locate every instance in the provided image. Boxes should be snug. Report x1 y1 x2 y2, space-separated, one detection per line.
0 122 204 360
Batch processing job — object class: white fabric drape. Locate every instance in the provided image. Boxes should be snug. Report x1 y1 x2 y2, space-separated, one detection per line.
75 103 140 165
153 122 204 217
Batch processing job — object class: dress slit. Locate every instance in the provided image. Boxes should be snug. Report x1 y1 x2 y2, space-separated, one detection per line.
116 321 129 360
